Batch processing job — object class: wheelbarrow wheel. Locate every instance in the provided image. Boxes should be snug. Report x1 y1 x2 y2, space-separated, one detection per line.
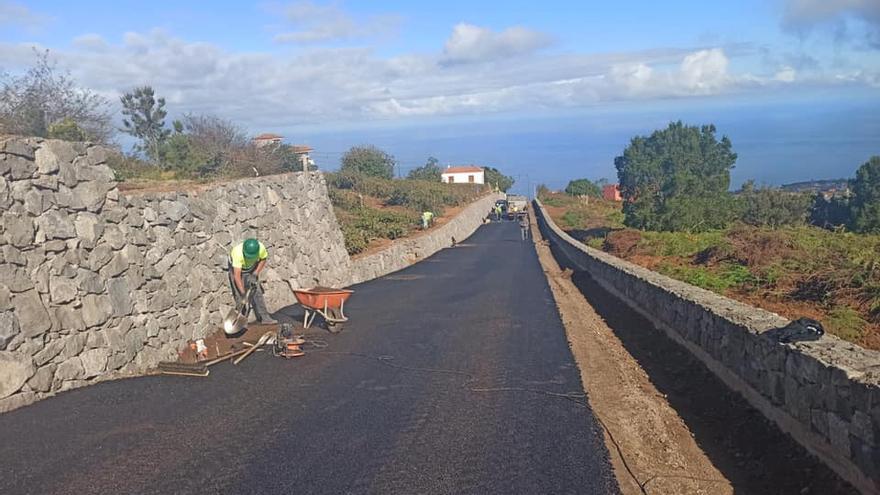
325 308 344 333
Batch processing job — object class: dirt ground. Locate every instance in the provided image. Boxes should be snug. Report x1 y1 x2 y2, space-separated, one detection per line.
176 323 281 364
529 216 856 495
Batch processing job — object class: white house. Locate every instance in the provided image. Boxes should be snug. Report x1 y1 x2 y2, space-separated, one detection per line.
441 166 485 185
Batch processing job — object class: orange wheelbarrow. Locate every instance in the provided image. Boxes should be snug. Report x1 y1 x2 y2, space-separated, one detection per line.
293 287 354 333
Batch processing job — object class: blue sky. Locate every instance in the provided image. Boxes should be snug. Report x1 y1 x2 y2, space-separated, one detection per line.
1 1 878 193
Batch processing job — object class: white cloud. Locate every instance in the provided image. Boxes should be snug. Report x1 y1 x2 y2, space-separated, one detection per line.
680 48 730 91
72 34 108 51
0 23 873 131
273 1 400 44
0 1 46 28
441 23 552 64
783 0 880 47
775 66 797 82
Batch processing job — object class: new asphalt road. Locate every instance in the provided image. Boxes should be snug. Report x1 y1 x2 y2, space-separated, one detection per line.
0 221 618 494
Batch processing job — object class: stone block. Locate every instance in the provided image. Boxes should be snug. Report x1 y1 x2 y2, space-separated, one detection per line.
7 155 35 180
0 351 35 399
74 212 103 247
108 278 133 317
27 364 55 393
33 337 65 366
811 408 830 438
73 180 108 212
3 139 35 159
79 347 110 378
58 161 78 188
36 209 77 240
160 199 189 222
49 276 78 304
32 175 59 191
0 176 9 209
88 244 113 271
851 410 875 446
86 146 108 166
101 224 125 249
828 412 853 456
76 269 105 294
99 252 129 279
0 311 20 350
23 189 44 216
61 333 87 361
3 214 34 247
81 294 113 328
86 331 106 349
12 289 51 338
53 356 83 382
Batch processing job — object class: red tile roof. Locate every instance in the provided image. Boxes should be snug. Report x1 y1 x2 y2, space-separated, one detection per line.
292 145 313 153
442 166 484 174
253 133 283 140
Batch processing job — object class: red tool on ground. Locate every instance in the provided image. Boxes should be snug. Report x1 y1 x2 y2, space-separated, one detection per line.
293 287 354 333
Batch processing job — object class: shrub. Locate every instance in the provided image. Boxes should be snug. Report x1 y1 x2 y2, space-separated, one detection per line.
338 207 418 255
825 307 867 342
565 178 601 197
340 145 395 179
615 121 737 232
738 182 812 227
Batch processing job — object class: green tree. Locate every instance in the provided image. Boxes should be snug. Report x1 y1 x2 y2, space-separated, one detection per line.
738 180 812 227
850 156 880 233
615 121 738 232
341 145 395 179
565 178 601 197
484 166 514 192
408 156 442 181
0 49 112 142
120 86 170 163
157 120 206 175
811 194 851 229
47 117 87 142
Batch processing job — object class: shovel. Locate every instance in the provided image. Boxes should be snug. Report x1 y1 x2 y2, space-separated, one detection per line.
222 282 256 335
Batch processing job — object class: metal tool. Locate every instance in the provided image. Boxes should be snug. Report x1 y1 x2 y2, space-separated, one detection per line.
233 331 274 365
223 280 257 335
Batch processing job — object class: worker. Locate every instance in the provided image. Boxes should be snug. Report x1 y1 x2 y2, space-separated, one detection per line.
228 237 276 325
494 204 502 221
421 211 434 230
519 213 530 241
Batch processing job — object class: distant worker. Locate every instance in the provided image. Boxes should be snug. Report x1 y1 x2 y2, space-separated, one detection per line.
228 237 276 325
493 204 502 221
421 211 434 230
519 213 530 241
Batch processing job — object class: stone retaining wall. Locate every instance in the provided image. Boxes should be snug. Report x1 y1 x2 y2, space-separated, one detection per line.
534 199 880 495
347 193 503 285
0 136 499 413
0 137 351 413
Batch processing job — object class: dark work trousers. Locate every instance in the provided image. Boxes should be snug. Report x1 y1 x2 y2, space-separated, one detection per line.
227 263 273 321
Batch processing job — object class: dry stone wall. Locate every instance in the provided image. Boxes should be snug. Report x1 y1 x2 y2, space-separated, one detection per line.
346 193 502 285
0 137 351 412
534 199 880 495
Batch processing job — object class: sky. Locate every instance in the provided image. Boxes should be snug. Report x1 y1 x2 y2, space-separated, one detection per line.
1 0 879 194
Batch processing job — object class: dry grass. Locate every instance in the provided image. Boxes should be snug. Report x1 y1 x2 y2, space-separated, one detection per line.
542 192 880 350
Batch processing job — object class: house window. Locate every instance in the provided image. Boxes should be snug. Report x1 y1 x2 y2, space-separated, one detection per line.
448 176 455 183
468 175 474 183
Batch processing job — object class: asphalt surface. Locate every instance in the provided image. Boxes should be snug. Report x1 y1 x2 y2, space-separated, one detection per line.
0 221 618 495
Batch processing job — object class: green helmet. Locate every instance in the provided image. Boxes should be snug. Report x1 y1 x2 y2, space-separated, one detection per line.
243 238 260 260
